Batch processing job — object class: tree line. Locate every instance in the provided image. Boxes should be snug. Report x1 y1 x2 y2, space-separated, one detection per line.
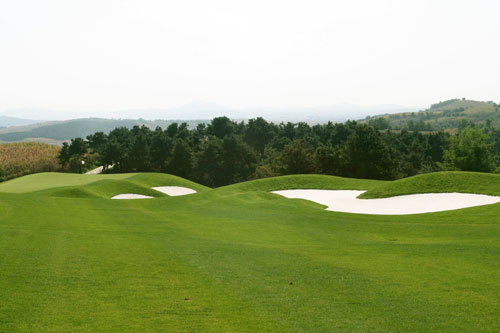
58 116 500 187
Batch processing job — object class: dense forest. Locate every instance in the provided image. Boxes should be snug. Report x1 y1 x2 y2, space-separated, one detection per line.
57 116 500 187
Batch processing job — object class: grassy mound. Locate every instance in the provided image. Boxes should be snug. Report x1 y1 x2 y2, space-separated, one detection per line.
360 171 500 198
221 172 500 199
46 179 166 199
216 174 383 193
127 173 209 193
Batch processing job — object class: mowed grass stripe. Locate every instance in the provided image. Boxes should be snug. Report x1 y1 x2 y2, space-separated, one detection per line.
0 195 284 331
138 186 500 331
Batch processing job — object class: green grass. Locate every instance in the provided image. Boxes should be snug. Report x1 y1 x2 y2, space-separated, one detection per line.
1 171 500 331
217 174 383 192
360 171 500 198
0 172 209 195
0 172 133 193
45 179 168 199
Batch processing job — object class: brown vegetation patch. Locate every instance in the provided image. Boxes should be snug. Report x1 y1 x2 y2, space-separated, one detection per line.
0 142 61 181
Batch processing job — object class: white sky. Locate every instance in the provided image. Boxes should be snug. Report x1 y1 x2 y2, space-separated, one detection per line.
0 0 499 115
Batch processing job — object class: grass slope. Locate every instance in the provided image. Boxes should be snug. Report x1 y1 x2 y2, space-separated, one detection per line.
217 174 383 192
360 171 500 198
46 180 167 199
0 172 500 331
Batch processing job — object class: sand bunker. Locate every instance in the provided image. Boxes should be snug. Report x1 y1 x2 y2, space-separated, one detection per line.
111 194 153 199
111 186 196 199
272 189 500 215
152 186 197 196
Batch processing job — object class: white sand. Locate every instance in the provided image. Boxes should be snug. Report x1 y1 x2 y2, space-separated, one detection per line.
272 189 500 215
86 165 114 175
111 193 153 199
85 166 103 175
152 186 197 196
111 186 196 199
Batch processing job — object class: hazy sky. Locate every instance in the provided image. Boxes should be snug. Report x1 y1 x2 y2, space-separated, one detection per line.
1 0 499 115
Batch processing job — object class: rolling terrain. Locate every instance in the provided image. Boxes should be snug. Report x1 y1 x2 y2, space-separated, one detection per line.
0 172 499 331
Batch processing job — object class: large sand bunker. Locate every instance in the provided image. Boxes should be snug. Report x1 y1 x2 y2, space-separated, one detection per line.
152 186 197 196
272 189 500 215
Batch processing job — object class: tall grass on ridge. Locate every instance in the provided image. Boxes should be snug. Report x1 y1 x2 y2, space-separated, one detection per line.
0 142 61 181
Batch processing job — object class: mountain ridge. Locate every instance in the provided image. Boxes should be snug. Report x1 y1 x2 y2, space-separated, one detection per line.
2 101 420 122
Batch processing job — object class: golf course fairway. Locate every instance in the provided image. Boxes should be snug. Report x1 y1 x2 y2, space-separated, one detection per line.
1 171 500 331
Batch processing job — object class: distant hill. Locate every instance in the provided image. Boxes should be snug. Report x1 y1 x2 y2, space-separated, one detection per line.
1 100 478 143
3 101 420 123
0 118 208 144
0 103 421 144
362 99 500 130
0 115 38 127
